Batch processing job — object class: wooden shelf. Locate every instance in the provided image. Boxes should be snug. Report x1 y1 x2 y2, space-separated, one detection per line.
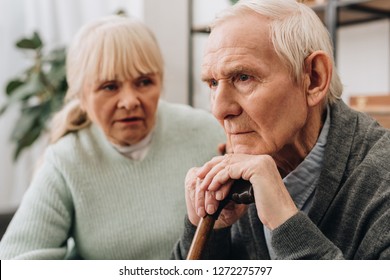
191 1 390 34
349 94 390 128
309 0 390 27
191 25 210 34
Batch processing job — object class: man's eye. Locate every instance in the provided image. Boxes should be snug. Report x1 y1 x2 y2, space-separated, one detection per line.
237 74 250 82
209 79 218 88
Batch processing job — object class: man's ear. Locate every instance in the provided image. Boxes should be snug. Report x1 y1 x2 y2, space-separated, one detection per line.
303 51 332 107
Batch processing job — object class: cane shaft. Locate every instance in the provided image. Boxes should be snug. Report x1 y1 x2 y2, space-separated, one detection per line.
186 215 216 260
186 179 254 260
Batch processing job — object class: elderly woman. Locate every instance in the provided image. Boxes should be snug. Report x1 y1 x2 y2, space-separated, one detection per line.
0 15 225 259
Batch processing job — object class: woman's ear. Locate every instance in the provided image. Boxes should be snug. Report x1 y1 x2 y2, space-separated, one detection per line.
303 51 332 107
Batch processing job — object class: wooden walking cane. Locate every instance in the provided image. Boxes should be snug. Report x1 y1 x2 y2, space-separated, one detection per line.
186 179 255 260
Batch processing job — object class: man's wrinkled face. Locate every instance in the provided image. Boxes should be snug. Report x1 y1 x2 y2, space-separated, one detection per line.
202 13 308 156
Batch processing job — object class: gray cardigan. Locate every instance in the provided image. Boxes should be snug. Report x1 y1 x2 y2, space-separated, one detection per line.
172 100 390 260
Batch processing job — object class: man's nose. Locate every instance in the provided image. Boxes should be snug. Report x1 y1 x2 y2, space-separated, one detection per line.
211 82 242 120
117 87 141 110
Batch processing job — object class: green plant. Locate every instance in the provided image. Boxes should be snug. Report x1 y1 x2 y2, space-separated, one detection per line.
0 32 67 161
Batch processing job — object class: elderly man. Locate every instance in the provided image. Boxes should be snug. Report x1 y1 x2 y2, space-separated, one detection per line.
173 0 390 259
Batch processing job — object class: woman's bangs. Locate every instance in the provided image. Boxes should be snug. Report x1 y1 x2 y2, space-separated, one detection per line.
94 29 161 82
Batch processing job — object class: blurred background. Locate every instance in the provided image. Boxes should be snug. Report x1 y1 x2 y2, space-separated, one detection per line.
0 0 389 235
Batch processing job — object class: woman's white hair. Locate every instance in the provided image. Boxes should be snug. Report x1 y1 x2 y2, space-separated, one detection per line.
50 15 164 143
211 0 343 104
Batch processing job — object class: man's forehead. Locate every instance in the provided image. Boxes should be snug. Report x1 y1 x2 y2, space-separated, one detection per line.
207 12 269 41
201 41 272 76
203 17 270 57
202 48 253 68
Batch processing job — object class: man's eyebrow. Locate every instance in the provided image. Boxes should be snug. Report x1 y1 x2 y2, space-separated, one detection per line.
223 66 249 77
201 65 256 82
201 72 211 82
201 65 213 82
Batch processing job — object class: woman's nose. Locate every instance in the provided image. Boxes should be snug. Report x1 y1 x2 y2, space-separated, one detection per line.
117 87 141 110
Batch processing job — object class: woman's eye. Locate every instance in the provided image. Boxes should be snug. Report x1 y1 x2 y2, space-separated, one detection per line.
137 77 153 87
101 83 118 91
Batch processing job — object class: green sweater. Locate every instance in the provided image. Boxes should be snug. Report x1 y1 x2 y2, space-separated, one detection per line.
0 100 225 259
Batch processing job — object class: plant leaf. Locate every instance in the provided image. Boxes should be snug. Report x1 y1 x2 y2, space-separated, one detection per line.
44 47 66 63
6 79 25 96
1 72 44 110
13 124 42 161
37 100 54 127
10 105 42 141
4 32 68 161
45 63 66 89
51 89 66 112
16 32 43 50
11 105 44 161
0 104 8 115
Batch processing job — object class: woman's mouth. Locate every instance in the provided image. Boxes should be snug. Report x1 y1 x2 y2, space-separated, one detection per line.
120 117 141 122
116 117 144 125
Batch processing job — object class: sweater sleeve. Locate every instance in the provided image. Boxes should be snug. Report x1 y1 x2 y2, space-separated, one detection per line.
0 149 74 259
271 212 344 259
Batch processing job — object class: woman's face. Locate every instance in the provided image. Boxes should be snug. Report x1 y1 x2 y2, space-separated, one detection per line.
81 73 161 146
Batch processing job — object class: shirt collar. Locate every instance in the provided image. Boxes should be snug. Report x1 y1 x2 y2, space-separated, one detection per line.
283 106 330 210
111 129 154 161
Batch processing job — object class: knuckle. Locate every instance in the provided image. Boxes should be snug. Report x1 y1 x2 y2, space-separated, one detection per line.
185 168 196 181
195 186 204 195
225 163 232 174
223 153 232 163
210 155 224 164
185 176 195 189
207 190 215 199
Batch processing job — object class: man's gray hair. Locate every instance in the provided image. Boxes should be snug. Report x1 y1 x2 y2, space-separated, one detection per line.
211 0 343 104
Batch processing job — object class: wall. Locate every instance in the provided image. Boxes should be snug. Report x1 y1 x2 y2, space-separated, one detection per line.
338 19 390 103
191 0 231 110
143 0 189 104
